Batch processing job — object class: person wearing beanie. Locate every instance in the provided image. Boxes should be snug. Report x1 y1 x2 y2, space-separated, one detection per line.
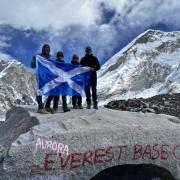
71 54 83 109
80 46 101 110
31 44 51 114
45 51 71 113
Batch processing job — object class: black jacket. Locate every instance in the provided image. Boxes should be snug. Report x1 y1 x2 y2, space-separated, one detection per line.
80 54 100 79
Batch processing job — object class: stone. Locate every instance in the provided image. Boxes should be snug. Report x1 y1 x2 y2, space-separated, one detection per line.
0 106 179 179
105 93 180 118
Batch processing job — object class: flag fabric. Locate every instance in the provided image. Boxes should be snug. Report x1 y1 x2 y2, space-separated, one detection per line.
36 55 91 97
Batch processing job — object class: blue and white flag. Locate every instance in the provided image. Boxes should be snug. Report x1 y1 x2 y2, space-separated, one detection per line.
36 55 91 96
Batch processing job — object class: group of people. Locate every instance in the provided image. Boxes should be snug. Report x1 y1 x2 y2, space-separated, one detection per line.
31 44 101 114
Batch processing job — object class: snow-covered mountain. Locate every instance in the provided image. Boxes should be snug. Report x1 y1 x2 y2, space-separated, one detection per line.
98 29 180 105
0 29 180 116
0 59 36 118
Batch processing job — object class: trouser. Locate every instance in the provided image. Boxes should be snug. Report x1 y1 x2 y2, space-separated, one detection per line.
72 96 82 106
45 95 67 109
36 96 44 109
85 77 97 106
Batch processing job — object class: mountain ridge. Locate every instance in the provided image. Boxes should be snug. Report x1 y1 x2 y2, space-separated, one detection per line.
0 59 36 119
97 29 180 104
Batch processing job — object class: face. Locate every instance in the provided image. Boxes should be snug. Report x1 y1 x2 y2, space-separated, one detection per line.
85 49 92 56
43 46 50 56
74 58 79 63
57 56 64 60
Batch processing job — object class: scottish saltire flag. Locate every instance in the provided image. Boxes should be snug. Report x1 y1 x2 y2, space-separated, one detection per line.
36 55 91 96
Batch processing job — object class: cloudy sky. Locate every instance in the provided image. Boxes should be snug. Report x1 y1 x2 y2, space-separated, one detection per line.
0 0 180 66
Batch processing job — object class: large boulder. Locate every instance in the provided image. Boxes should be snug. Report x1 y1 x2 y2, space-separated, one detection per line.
0 106 180 180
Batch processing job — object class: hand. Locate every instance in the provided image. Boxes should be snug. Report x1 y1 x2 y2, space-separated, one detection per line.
32 56 36 61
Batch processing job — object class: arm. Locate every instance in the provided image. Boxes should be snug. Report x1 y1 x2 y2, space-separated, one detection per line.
94 57 101 71
80 58 85 67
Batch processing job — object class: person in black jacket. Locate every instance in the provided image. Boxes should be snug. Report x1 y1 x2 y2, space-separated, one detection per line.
80 46 101 109
45 51 70 113
31 44 51 114
71 54 83 109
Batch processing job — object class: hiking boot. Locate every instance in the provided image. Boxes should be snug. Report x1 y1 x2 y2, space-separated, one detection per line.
73 105 79 109
52 108 58 114
93 105 98 110
63 107 71 112
45 107 54 113
87 104 91 109
78 105 83 109
37 108 49 114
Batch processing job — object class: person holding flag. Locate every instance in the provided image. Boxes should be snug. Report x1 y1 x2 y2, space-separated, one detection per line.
71 54 83 109
80 46 101 109
45 52 70 113
31 44 51 114
34 46 91 114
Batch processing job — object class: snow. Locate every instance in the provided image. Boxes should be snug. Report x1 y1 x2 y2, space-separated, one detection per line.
153 50 180 66
97 29 180 104
0 59 36 116
0 60 14 78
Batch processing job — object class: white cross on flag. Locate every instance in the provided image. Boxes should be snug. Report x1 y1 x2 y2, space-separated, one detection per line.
36 55 91 96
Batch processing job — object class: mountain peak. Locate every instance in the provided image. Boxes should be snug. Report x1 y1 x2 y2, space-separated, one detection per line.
0 59 36 118
98 29 180 105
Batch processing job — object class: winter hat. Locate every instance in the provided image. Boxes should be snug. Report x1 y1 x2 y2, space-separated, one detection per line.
57 51 64 58
42 44 50 53
72 54 79 60
85 46 92 52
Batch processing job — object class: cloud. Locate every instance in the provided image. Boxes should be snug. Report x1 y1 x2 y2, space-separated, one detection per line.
0 51 12 60
1 0 179 31
0 0 179 64
0 0 100 30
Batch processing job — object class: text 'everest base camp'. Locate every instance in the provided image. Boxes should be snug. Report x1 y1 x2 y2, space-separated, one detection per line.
0 29 180 180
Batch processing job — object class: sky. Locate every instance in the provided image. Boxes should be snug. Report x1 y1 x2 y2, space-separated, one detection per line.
0 0 180 66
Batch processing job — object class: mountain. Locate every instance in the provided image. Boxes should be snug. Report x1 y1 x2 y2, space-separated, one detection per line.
0 59 36 119
1 29 180 117
97 29 180 105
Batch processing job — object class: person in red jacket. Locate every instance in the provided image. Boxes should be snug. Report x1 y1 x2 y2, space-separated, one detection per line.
80 46 101 109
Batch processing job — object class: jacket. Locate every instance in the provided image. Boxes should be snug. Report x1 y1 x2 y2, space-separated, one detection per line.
80 54 100 79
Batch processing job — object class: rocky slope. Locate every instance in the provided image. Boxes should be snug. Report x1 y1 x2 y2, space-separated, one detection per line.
105 93 180 118
0 60 36 119
97 29 180 105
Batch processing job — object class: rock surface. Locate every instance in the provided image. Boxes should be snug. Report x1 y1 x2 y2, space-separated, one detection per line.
105 93 180 118
0 106 180 179
0 107 39 164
